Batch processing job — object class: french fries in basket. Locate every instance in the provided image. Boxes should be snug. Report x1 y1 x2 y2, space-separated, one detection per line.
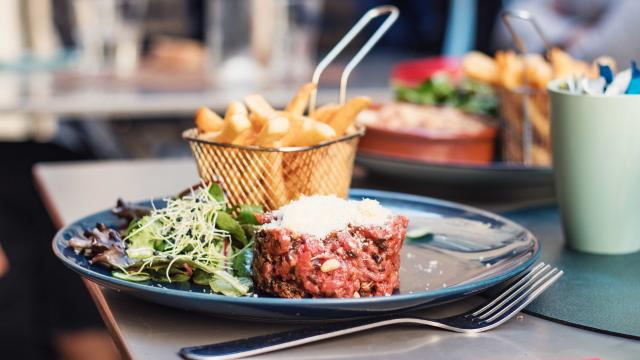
186 4 401 209
461 48 615 166
189 82 367 210
194 82 369 148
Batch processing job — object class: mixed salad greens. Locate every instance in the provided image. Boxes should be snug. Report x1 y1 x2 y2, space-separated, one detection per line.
394 72 498 116
68 183 260 297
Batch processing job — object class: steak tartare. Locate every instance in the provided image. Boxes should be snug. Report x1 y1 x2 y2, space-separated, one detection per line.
253 195 408 298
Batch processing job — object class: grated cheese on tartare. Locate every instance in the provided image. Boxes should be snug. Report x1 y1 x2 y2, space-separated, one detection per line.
263 195 392 238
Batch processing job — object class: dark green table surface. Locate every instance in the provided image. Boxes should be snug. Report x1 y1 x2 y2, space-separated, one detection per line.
504 205 640 339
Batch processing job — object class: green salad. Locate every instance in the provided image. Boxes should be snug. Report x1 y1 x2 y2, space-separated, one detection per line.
68 183 261 297
394 72 498 116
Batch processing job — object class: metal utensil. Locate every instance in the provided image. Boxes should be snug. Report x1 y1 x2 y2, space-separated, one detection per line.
184 5 398 211
180 263 563 360
308 5 399 112
500 10 551 55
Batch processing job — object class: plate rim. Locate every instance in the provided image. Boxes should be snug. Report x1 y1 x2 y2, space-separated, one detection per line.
52 188 540 306
357 152 552 174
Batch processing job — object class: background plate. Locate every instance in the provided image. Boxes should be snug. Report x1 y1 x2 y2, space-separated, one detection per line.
357 153 553 188
53 189 539 321
383 55 554 189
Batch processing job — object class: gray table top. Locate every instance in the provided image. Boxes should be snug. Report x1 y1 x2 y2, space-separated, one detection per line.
33 158 640 360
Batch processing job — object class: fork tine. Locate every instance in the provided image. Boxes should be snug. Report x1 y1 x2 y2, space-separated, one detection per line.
481 268 563 323
478 266 556 319
471 263 548 317
477 265 551 319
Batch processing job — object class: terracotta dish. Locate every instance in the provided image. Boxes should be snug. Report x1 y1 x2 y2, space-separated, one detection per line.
358 103 497 165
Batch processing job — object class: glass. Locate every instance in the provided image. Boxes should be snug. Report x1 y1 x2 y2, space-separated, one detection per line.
72 0 148 77
550 83 640 254
205 0 323 88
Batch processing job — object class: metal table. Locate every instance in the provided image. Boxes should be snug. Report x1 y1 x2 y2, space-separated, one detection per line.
33 158 640 359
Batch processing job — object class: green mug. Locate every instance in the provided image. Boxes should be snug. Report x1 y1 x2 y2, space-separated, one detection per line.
549 80 640 254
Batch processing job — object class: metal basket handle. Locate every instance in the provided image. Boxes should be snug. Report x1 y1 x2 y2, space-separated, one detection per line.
309 5 399 112
500 10 551 55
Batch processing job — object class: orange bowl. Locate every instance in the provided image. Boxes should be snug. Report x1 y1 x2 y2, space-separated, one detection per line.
358 122 497 165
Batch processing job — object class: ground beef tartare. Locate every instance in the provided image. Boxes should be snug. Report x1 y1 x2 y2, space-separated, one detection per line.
253 195 408 298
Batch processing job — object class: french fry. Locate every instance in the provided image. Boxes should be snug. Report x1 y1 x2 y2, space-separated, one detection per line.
550 48 576 76
494 51 506 70
506 51 525 88
224 101 248 121
307 119 336 145
280 116 336 146
285 82 316 116
496 50 524 90
249 112 268 132
245 94 278 133
276 114 336 147
215 113 252 143
277 113 304 147
195 107 224 133
244 94 275 113
292 118 336 147
255 115 290 147
310 103 340 123
232 128 258 146
462 51 498 84
219 102 250 143
524 54 552 89
327 96 371 135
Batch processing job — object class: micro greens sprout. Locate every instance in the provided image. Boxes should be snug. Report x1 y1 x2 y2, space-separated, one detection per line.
115 184 259 296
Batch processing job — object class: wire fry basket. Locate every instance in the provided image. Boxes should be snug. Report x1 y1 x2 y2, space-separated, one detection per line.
499 10 552 166
184 128 362 210
183 6 398 210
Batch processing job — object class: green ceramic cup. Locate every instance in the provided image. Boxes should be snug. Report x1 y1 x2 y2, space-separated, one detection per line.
549 80 640 254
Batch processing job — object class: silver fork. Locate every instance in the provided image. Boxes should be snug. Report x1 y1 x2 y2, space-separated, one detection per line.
180 263 562 360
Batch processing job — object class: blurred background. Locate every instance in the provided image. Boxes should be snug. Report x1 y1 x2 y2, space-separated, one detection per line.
1 0 638 359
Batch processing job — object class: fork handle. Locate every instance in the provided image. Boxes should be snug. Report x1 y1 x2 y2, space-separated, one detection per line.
180 315 413 360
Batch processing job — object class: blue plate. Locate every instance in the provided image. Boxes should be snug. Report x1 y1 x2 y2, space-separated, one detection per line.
52 189 539 321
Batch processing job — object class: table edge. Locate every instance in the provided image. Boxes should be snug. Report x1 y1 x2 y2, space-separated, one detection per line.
33 164 134 360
